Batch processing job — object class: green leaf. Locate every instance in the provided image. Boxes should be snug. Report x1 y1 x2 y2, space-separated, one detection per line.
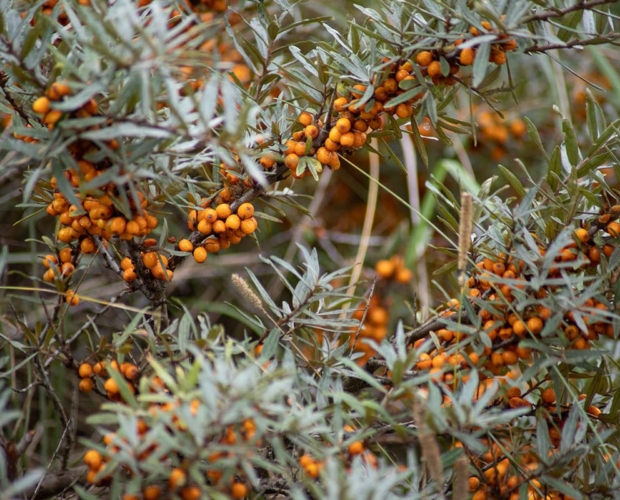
498 165 526 197
562 119 579 166
472 42 491 88
546 146 562 192
409 115 429 168
524 117 549 162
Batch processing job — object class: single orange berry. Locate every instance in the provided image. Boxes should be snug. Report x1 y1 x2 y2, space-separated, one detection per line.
78 378 94 392
193 247 207 264
348 440 364 455
215 203 232 219
103 378 119 395
169 468 186 490
336 118 352 134
143 485 162 500
237 203 254 219
542 387 556 405
298 111 313 126
285 153 300 170
459 47 475 66
84 450 102 470
231 482 248 499
32 96 51 114
416 51 434 66
180 486 202 500
78 363 93 378
178 239 194 252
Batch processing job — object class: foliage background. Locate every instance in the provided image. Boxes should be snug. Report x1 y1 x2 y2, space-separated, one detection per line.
1 0 620 499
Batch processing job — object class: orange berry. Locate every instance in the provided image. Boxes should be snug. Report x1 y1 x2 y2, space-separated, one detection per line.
328 127 342 143
143 485 161 500
169 468 186 490
125 220 140 235
78 378 94 392
304 463 320 478
124 364 139 380
123 267 137 282
468 476 480 492
305 124 319 139
193 247 207 263
526 317 543 335
215 204 232 219
459 47 475 65
340 132 355 147
44 109 63 125
316 147 332 165
240 218 257 235
60 262 74 277
324 138 340 151
260 155 276 169
334 97 349 111
542 388 556 405
575 228 590 244
298 111 313 126
180 486 201 500
237 203 254 219
375 259 395 278
427 60 442 78
348 440 364 455
285 153 300 170
65 289 80 306
226 214 241 230
512 320 526 337
109 217 127 235
48 81 71 100
84 450 102 470
607 222 620 237
416 51 433 66
178 239 194 252
78 363 93 378
142 252 158 269
42 254 58 268
395 103 412 119
103 378 119 395
230 482 248 499
33 96 51 114
336 118 352 134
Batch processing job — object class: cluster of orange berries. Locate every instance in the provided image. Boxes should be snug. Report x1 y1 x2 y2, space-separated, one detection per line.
299 426 376 479
274 111 342 175
350 259 413 364
463 430 589 500
375 256 413 283
186 201 258 263
473 108 527 160
120 249 173 283
77 359 139 399
47 180 157 244
204 423 253 498
466 20 518 66
83 371 254 499
268 29 520 180
30 81 97 131
351 298 389 365
407 221 618 408
41 248 82 305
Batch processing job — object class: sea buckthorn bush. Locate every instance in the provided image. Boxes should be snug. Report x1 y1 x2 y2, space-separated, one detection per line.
1 0 620 499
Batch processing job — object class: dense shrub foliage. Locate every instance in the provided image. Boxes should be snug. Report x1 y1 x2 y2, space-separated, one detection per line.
1 0 620 499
